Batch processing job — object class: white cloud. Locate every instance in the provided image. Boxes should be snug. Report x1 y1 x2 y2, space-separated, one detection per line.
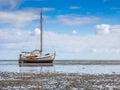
0 7 56 28
96 24 110 35
23 7 55 13
0 0 22 9
92 49 97 53
35 28 40 35
46 30 120 59
72 30 77 34
0 10 99 28
0 11 38 27
42 8 55 11
69 6 80 9
92 48 120 53
57 15 99 26
0 28 33 44
110 25 120 30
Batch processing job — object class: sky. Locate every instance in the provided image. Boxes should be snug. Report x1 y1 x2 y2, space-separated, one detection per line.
0 0 120 60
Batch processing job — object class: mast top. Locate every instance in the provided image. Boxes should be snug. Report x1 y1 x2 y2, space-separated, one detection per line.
40 8 43 53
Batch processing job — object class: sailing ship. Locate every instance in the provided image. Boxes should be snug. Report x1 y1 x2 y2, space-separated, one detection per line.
19 9 56 63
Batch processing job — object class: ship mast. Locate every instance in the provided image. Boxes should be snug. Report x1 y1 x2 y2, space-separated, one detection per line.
40 8 43 54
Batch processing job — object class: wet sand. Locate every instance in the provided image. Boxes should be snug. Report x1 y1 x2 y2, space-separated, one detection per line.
0 71 120 90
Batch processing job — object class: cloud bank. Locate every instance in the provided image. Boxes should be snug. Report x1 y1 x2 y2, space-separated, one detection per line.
0 24 120 59
0 8 119 60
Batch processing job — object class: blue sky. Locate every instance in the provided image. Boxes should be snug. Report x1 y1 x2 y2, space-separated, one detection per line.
0 0 120 60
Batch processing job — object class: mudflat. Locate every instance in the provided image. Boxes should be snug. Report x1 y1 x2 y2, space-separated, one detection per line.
0 72 120 90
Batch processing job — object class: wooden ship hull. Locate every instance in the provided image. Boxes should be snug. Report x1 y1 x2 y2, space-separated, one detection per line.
19 53 55 63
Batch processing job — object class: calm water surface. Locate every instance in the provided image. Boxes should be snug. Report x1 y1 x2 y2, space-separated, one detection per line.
0 60 120 74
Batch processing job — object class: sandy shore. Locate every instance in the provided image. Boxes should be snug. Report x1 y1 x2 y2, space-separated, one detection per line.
0 71 120 90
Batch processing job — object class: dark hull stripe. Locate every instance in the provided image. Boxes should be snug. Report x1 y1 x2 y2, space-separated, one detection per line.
21 60 53 63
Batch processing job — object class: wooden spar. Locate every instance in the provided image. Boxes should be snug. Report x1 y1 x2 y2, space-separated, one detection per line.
40 8 43 53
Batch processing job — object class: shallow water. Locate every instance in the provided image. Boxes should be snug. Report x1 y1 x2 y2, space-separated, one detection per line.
0 60 120 74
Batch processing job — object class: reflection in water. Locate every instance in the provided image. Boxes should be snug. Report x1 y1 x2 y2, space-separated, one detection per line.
19 63 55 74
